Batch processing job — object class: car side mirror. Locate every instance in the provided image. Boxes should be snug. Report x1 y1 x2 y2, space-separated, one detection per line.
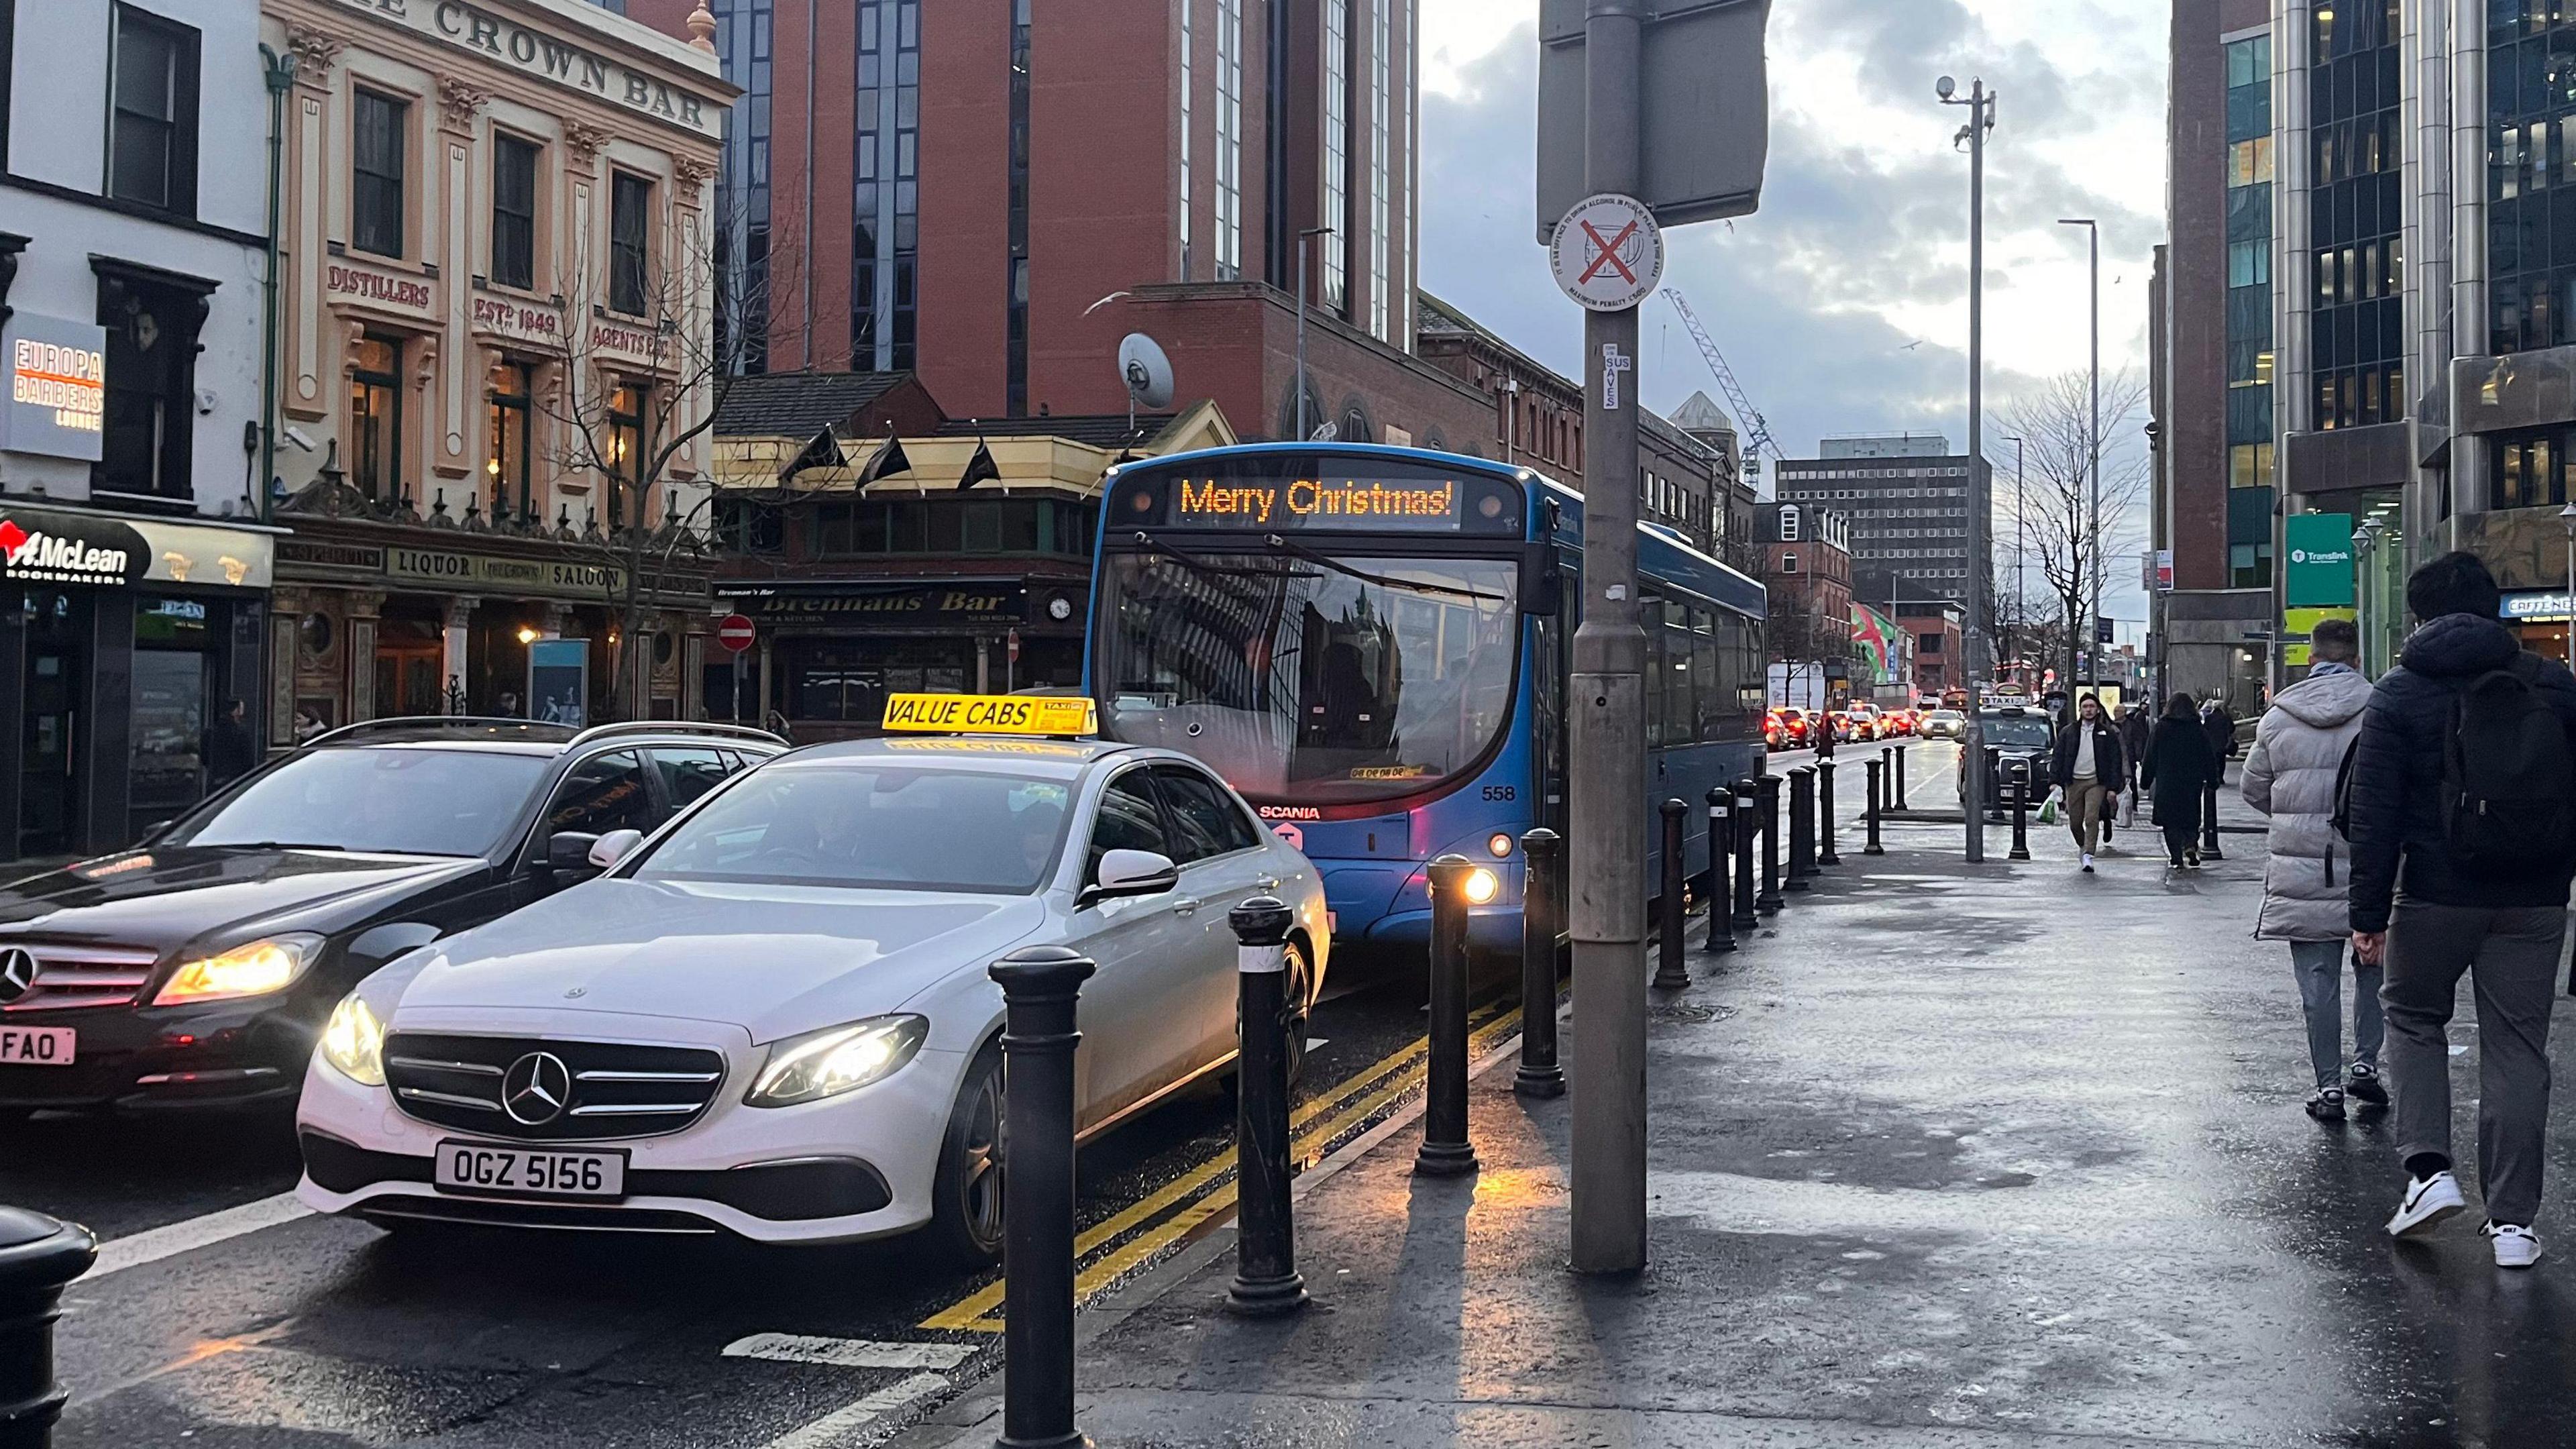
547 832 602 872
1079 849 1179 908
588 828 645 871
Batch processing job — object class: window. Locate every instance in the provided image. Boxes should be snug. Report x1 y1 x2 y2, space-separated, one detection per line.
1155 765 1258 861
544 751 657 839
714 496 786 553
1778 552 1800 574
646 747 733 809
1214 0 1243 278
1086 770 1168 881
1179 0 1193 276
610 172 653 314
107 5 199 213
607 382 646 527
1006 0 1032 408
94 262 211 501
349 335 405 502
1368 0 1391 339
492 134 539 290
2490 423 2576 510
1321 0 1350 315
352 90 408 258
487 360 533 523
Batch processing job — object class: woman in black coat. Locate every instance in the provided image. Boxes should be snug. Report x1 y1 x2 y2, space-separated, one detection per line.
2143 692 2222 868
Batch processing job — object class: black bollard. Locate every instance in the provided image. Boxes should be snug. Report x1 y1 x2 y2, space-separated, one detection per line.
1864 757 1886 856
1226 897 1307 1318
1514 828 1566 1099
1731 779 1760 930
1756 775 1786 914
1653 799 1690 989
1704 789 1736 954
0 1209 96 1449
1415 855 1479 1177
2202 780 2226 859
988 945 1096 1449
1817 757 1842 867
1786 767 1816 892
2008 767 2033 861
1982 746 2004 822
1892 743 1909 812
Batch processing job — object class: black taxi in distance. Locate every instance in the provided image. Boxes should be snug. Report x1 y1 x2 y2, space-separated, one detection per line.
0 718 784 1118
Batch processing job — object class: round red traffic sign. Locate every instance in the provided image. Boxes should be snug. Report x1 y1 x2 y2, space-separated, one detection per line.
716 614 757 653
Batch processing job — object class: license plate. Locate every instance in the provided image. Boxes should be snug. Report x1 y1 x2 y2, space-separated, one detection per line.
433 1140 627 1199
0 1026 74 1066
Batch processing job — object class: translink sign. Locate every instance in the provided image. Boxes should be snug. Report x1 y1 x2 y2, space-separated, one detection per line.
2284 513 2356 608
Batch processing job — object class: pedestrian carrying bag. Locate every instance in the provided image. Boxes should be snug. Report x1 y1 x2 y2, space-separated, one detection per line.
2440 653 2576 874
2037 791 2059 826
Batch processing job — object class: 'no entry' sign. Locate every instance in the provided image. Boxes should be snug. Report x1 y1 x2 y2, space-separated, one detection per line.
716 614 757 653
1550 193 1665 312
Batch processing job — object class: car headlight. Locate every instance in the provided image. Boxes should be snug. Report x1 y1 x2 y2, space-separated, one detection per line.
745 1015 929 1108
319 993 386 1087
152 934 322 1006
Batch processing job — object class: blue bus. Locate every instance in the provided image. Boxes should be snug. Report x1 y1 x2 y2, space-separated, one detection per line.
1085 443 1767 951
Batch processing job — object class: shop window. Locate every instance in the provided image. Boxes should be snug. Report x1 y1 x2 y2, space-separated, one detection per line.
94 260 211 502
352 89 407 258
107 4 199 215
606 382 645 527
488 360 533 523
349 335 404 502
492 133 539 290
610 172 653 315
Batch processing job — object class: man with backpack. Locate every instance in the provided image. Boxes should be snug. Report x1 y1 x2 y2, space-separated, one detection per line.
2345 551 2576 1269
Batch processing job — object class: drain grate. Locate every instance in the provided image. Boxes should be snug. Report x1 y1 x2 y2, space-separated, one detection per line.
1648 1001 1737 1025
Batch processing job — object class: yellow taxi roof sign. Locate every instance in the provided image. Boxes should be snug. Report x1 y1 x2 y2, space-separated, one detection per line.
881 692 1098 738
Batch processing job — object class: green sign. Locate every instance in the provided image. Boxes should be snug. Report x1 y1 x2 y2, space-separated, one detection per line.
2285 513 2355 608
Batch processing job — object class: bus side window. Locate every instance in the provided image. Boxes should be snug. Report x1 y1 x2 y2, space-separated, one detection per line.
1642 594 1666 747
1692 607 1721 741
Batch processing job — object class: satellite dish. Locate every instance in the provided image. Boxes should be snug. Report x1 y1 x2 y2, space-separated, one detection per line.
1118 333 1175 411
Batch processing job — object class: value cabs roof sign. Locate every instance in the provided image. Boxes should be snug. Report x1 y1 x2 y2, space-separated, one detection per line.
2 314 108 464
881 693 1097 737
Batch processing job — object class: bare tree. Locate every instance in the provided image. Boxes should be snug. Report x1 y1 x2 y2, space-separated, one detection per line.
2000 370 2151 704
529 186 803 720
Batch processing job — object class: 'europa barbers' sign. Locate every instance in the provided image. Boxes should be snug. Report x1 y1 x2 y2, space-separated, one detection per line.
1 314 109 464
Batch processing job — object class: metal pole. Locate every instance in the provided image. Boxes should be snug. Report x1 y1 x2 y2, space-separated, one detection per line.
0 1208 97 1449
1730 779 1760 930
1417 855 1479 1177
1892 742 1909 814
2088 226 2102 693
1703 790 1736 953
1786 766 1815 891
1568 0 1649 1274
1226 897 1307 1318
1944 77 1997 861
1864 757 1886 856
1756 773 1784 914
987 946 1095 1449
1653 800 1690 989
1816 757 1841 867
2008 768 2032 861
256 46 296 523
1515 828 1566 1098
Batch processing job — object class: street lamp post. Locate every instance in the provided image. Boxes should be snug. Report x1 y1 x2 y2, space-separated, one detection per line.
2351 524 2373 676
2560 503 2576 662
1295 226 1335 441
1942 75 1999 861
2058 218 2101 694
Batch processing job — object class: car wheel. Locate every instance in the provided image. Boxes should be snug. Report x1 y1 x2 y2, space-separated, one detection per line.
927 1044 1006 1269
1279 937 1315 1091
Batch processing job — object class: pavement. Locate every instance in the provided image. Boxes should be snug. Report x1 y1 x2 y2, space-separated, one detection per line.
897 755 2576 1449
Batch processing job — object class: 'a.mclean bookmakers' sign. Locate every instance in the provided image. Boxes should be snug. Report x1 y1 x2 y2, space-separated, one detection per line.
327 0 723 135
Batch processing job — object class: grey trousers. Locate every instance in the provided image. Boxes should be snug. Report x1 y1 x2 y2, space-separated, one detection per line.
2380 902 2565 1227
2289 938 2382 1091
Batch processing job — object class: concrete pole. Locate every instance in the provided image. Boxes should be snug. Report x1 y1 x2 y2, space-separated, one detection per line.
2086 224 2100 692
1568 0 1649 1275
1945 77 1996 861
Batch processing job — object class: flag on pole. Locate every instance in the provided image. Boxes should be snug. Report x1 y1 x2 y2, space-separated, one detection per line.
957 440 1002 491
853 433 912 489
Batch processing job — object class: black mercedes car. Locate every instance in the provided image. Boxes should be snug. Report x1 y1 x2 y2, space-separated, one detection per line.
1956 704 2057 822
0 718 784 1116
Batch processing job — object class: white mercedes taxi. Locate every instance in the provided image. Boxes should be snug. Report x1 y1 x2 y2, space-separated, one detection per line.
293 695 1327 1262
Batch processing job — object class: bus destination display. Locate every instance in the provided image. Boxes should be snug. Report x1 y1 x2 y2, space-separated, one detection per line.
1174 476 1464 529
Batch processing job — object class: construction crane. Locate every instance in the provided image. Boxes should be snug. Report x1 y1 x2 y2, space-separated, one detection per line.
1660 287 1784 479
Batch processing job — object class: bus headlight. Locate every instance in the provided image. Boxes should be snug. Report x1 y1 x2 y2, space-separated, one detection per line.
1486 833 1514 859
1462 867 1501 906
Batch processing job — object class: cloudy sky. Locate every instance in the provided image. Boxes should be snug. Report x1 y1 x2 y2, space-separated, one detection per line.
1417 0 2167 629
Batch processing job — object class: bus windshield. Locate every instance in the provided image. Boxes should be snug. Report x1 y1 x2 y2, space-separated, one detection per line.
1095 550 1521 806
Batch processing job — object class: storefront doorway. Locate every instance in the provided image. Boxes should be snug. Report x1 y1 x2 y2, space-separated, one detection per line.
17 592 89 858
375 614 446 716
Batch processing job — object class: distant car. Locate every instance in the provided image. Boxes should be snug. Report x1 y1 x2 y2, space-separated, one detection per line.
294 732 1331 1258
1766 708 1813 751
1920 709 1967 741
1957 707 2056 820
0 719 785 1118
1840 704 1884 742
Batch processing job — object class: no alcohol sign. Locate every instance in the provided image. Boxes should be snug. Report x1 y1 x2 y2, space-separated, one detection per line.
1550 193 1665 312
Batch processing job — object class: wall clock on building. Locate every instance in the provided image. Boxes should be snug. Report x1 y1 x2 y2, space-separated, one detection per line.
1046 597 1074 622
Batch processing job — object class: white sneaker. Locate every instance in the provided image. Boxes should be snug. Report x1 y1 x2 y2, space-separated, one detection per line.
2387 1172 2469 1238
2485 1222 2544 1269
2080 853 2095 873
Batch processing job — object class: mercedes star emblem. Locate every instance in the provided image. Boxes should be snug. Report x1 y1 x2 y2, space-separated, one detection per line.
0 949 34 1004
500 1051 574 1126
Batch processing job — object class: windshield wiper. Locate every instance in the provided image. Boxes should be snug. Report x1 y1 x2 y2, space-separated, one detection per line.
1128 533 1321 584
1259 535 1514 606
210 841 347 852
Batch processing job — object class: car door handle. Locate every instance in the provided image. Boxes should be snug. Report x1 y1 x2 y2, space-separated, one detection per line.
1173 898 1203 916
1254 876 1282 892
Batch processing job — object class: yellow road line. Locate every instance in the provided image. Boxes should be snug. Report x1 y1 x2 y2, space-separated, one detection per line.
921 998 1525 1332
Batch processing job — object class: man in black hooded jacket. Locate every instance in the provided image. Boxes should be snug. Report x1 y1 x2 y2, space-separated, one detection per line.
2346 551 2576 1269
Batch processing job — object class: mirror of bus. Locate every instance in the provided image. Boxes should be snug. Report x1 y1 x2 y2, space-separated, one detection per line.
1520 541 1563 616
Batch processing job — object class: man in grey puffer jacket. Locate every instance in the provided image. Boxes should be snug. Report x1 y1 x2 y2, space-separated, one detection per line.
2242 619 2382 1122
